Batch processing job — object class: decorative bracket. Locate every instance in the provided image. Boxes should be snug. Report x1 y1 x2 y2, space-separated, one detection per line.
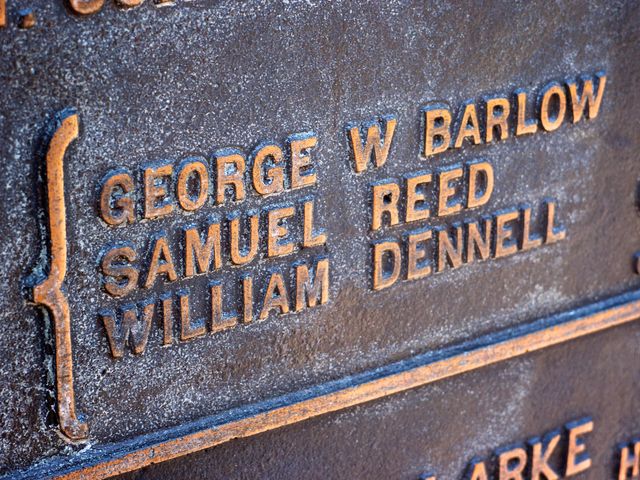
33 111 88 441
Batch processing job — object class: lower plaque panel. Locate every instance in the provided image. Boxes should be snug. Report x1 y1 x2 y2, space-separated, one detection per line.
11 293 638 479
113 319 640 480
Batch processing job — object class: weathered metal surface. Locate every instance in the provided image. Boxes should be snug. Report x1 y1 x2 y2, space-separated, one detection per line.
1 1 639 479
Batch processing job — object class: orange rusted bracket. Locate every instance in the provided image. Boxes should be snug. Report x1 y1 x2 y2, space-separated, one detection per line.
33 111 89 441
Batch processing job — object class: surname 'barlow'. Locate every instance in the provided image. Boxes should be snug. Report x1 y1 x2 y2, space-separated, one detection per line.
422 71 606 157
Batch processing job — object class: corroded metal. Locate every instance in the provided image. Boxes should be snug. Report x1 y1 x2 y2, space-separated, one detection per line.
32 111 88 442
1 1 640 479
41 295 640 479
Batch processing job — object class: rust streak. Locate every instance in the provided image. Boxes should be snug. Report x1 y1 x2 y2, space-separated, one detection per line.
33 112 88 441
52 296 640 479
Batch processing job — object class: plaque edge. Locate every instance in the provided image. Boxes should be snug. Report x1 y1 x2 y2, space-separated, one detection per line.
6 290 640 480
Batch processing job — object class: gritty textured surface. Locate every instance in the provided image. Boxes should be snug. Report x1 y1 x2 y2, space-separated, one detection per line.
0 0 639 477
115 324 640 480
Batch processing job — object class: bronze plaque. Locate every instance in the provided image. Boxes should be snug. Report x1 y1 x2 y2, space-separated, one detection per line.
1 1 640 479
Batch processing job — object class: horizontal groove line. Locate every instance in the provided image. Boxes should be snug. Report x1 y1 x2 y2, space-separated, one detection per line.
21 294 640 480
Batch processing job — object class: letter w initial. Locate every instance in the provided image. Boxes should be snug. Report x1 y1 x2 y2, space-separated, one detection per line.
100 303 153 358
